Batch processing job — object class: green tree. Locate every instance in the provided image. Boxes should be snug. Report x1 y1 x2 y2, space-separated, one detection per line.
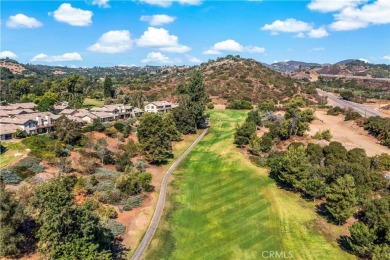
32 177 112 259
325 174 357 224
35 92 59 112
273 146 311 190
0 182 26 257
303 171 326 201
163 112 182 141
234 121 256 146
103 76 113 98
347 222 376 257
54 115 82 145
137 113 172 164
172 106 196 134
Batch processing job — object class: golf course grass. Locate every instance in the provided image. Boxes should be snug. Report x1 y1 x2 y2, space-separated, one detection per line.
146 110 355 260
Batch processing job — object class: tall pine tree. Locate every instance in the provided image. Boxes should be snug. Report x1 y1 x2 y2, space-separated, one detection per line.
325 174 357 224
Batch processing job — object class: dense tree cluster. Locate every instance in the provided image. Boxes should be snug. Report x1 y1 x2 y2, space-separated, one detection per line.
364 116 390 147
234 97 315 153
1 74 107 108
269 142 388 226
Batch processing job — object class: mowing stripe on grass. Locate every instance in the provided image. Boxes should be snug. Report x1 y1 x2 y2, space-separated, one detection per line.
146 110 355 260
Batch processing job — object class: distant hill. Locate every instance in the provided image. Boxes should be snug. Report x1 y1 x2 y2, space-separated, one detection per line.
0 56 315 104
334 59 357 65
269 60 321 73
120 56 314 103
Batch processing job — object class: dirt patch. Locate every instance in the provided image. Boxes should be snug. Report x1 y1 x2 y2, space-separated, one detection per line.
309 110 389 156
120 163 165 250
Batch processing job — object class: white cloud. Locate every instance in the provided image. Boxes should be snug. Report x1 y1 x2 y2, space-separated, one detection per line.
186 55 201 63
6 14 42 29
203 39 265 55
92 0 110 8
140 14 176 26
329 0 390 31
87 30 132 53
139 0 202 7
295 32 305 38
141 52 178 64
0 51 18 59
31 52 83 62
202 49 221 55
177 0 203 5
51 3 93 26
261 18 313 34
308 27 329 38
245 46 266 53
358 58 369 63
159 46 191 53
136 27 190 53
383 55 390 60
307 0 366 12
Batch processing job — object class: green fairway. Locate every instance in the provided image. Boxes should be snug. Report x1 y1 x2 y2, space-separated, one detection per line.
83 98 104 108
146 110 355 260
0 141 27 169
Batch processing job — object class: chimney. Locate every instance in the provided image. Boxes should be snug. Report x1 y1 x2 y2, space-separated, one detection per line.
36 115 42 126
45 115 51 125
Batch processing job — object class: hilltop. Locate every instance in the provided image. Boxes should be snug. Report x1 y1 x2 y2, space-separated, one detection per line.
118 56 314 104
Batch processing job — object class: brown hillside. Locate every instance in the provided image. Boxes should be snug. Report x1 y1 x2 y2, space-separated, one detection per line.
120 56 312 103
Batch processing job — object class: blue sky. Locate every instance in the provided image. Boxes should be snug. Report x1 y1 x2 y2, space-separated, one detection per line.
1 0 389 67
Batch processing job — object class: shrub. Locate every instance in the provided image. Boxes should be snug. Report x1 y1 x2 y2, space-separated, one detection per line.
96 180 116 192
115 153 133 172
312 130 332 141
122 195 145 211
0 169 22 184
94 168 121 181
345 111 362 121
327 106 345 116
97 205 118 220
104 219 125 236
114 122 125 132
83 119 106 132
104 128 116 138
82 198 99 211
207 103 214 109
226 100 253 110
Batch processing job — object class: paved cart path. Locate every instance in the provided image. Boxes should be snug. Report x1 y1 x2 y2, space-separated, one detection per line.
131 128 208 260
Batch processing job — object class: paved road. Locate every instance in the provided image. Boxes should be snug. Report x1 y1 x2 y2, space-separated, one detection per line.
318 74 390 82
317 89 386 118
131 128 209 260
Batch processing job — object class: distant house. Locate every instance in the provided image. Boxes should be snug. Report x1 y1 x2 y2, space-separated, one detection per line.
53 101 70 114
0 102 36 111
0 102 144 140
91 104 140 119
60 109 78 116
144 101 173 113
0 124 24 140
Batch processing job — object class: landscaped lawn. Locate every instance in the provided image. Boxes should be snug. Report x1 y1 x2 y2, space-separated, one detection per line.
0 141 27 169
146 109 355 260
83 98 104 108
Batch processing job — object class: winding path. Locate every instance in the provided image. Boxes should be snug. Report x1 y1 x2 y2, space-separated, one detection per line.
131 128 208 260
